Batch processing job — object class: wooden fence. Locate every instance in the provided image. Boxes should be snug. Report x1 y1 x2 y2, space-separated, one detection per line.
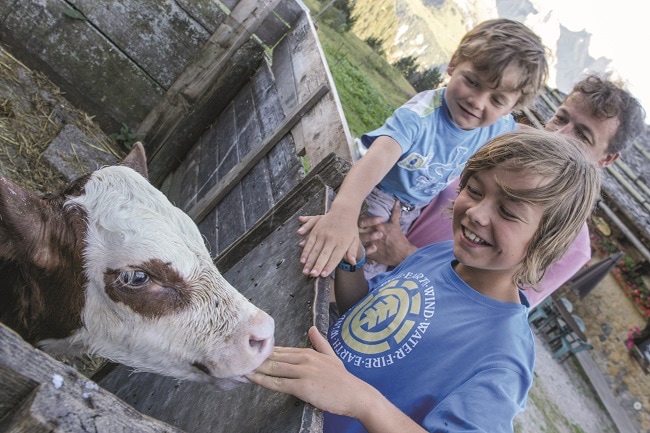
0 0 354 431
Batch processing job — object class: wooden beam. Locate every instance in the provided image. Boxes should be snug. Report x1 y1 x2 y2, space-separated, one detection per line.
188 83 330 223
141 0 284 185
215 152 350 272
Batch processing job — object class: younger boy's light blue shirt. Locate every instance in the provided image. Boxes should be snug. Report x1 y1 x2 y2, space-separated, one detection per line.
361 88 516 207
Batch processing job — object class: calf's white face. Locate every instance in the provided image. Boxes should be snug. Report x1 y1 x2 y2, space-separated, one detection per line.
1 144 274 389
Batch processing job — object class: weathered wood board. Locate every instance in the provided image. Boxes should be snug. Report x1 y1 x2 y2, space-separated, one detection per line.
98 160 345 433
0 323 182 433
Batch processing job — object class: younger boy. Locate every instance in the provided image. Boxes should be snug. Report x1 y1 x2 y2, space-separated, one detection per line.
298 18 548 278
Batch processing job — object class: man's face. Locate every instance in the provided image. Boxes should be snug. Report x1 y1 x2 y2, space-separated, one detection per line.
545 94 621 168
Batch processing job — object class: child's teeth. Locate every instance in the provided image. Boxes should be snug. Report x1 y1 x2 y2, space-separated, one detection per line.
464 228 486 245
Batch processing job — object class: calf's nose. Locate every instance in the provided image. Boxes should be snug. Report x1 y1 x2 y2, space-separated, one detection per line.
247 310 275 359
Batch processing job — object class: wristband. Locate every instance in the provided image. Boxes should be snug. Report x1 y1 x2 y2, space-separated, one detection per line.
337 247 366 272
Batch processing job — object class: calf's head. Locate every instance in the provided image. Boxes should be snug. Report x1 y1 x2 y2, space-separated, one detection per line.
0 143 274 389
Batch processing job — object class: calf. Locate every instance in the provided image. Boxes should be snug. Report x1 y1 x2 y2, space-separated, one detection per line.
0 143 274 389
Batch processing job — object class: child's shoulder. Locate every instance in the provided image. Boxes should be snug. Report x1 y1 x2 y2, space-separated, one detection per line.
401 88 446 116
410 240 455 263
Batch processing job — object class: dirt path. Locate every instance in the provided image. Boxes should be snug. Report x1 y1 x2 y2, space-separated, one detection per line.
514 332 617 433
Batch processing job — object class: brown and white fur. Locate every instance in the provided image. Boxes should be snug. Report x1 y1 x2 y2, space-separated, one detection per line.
0 143 274 389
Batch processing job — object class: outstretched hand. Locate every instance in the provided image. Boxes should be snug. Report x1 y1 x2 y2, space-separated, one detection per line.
247 326 372 418
297 212 360 278
358 201 416 267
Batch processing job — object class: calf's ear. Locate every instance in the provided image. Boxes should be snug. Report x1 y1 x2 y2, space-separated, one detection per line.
121 142 148 179
0 177 61 268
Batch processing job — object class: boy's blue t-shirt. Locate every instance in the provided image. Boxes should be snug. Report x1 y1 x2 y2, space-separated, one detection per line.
361 88 516 207
326 241 534 433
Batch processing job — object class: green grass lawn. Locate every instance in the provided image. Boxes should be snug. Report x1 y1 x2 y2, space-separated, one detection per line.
302 0 416 137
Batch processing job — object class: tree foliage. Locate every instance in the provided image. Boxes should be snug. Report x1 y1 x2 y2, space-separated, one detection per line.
317 0 357 32
392 56 418 79
410 66 442 92
364 36 385 55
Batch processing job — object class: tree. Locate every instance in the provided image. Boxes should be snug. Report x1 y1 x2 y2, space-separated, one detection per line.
316 0 357 32
364 36 385 55
392 56 418 80
410 66 442 92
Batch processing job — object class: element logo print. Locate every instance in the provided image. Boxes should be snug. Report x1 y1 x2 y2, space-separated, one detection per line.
330 273 435 367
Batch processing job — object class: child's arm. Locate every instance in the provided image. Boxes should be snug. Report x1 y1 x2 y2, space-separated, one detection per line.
298 136 402 277
247 326 428 433
333 245 370 315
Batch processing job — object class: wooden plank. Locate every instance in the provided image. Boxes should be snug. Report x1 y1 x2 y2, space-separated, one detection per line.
0 0 164 134
216 184 246 254
216 153 350 271
70 0 212 89
273 14 352 167
273 0 306 27
99 185 331 433
221 0 240 10
141 0 284 186
188 83 330 223
252 62 304 201
176 142 201 211
255 11 291 48
0 324 182 432
0 364 38 421
175 0 230 34
271 23 305 155
276 13 354 166
231 81 274 229
197 105 238 196
145 40 264 186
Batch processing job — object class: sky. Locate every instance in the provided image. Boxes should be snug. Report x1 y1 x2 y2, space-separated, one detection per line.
522 0 648 114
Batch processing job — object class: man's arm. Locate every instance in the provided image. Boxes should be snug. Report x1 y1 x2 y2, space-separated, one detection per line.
359 201 418 267
359 180 458 268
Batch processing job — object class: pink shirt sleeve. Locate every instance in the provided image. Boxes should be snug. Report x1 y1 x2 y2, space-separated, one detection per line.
523 223 591 308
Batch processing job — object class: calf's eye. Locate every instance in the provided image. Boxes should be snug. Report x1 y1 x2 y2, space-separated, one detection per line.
118 270 149 287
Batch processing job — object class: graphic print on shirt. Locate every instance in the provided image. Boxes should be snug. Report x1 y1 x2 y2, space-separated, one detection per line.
397 146 470 197
330 272 436 368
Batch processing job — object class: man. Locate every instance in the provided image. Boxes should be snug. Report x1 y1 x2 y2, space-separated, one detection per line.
359 74 646 307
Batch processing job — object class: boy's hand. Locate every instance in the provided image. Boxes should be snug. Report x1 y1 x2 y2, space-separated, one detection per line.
297 213 360 277
247 327 370 418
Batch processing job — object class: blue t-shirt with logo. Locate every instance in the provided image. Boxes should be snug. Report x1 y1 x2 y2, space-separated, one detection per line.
326 241 534 433
361 88 516 207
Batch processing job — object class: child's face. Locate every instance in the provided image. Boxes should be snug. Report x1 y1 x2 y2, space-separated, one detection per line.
452 166 545 287
445 60 522 130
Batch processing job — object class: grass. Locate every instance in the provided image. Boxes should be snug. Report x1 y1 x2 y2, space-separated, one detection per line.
303 0 415 137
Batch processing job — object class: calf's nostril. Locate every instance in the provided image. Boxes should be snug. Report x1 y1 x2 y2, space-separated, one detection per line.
192 361 211 375
249 336 273 356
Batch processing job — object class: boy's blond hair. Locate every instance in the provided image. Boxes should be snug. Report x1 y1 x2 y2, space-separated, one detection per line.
451 18 548 109
458 129 601 289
